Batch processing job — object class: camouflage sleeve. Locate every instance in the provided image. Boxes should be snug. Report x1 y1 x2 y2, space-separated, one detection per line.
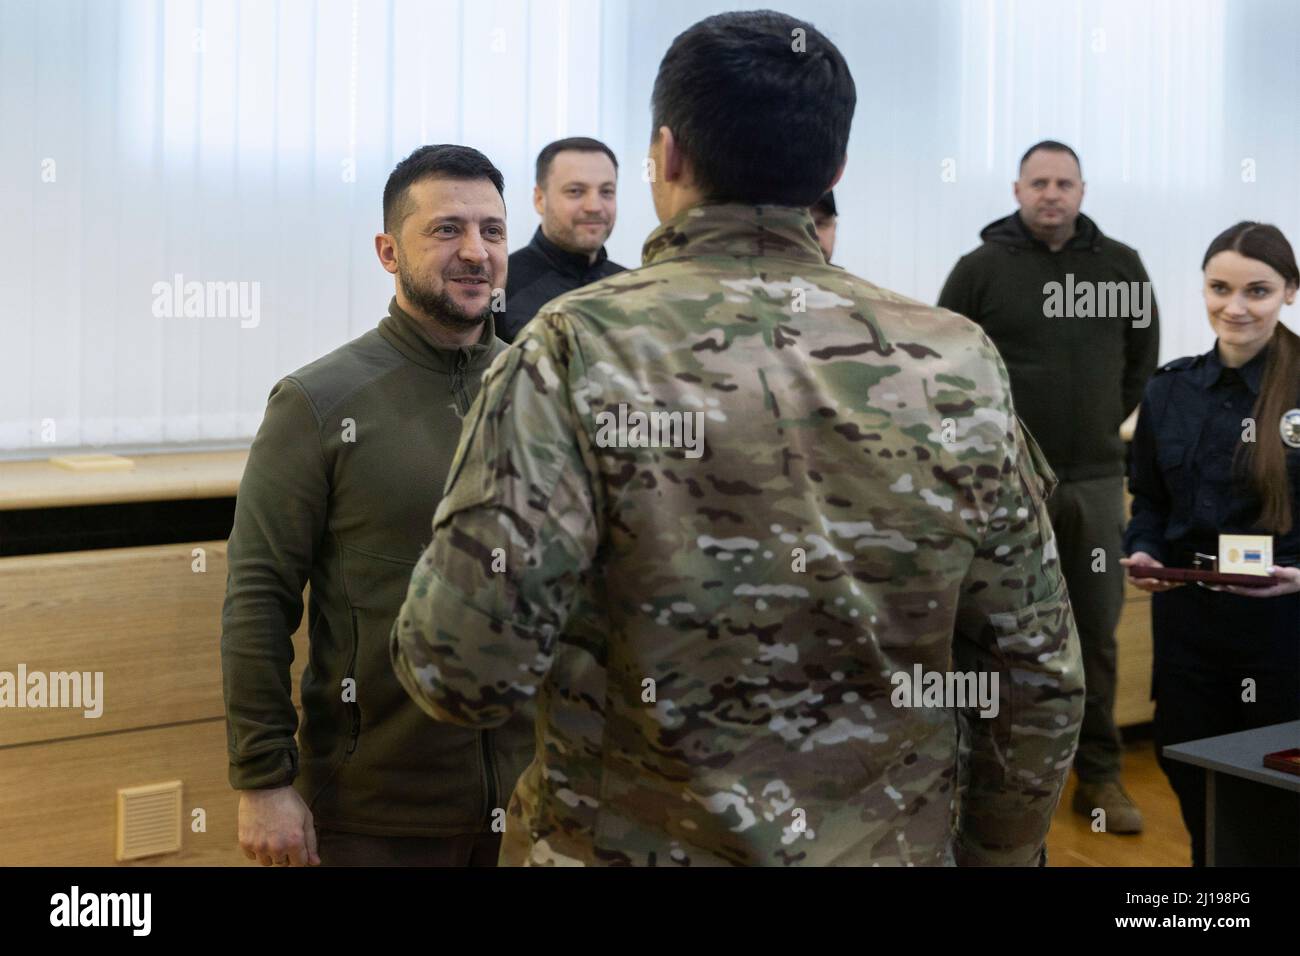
951 398 1085 866
390 314 600 729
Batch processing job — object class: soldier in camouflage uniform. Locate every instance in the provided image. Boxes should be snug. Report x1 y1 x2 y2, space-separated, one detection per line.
392 10 1084 866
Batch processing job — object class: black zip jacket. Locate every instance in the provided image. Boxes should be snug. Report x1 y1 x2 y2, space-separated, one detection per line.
499 226 625 343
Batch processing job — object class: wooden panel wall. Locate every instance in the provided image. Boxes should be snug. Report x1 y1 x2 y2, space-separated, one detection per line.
0 541 307 866
1116 581 1156 727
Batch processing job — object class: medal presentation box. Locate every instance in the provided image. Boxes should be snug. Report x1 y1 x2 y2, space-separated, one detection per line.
1124 566 1279 588
1264 749 1300 777
1126 533 1279 588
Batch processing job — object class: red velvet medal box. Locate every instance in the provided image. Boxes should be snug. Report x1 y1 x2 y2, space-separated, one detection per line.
1263 749 1300 777
1125 566 1279 589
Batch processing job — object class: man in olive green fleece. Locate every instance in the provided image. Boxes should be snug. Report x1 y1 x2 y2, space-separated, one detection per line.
221 144 534 866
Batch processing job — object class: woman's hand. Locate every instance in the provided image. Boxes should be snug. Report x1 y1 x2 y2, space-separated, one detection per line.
1119 552 1182 593
1224 566 1300 598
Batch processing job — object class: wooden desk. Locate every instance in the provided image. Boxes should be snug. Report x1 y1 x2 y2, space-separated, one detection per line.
0 450 247 512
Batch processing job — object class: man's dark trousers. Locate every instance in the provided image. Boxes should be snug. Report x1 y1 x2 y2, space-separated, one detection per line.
316 829 502 866
1046 476 1125 782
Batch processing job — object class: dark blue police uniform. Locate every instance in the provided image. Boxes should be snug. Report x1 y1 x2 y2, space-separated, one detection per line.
1125 342 1300 866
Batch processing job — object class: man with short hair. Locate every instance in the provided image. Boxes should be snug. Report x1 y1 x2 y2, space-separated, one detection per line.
938 141 1161 834
394 12 1082 866
497 137 626 343
811 189 838 261
222 144 534 867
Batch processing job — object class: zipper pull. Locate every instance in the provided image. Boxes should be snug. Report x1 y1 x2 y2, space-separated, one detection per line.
452 350 471 416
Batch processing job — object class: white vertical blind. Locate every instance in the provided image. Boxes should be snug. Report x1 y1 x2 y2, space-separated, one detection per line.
0 0 613 457
944 0 1231 365
3 0 1299 458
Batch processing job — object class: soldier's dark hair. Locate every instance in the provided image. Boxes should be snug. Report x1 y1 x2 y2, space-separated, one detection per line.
811 190 837 220
535 137 619 188
383 144 505 234
650 11 855 206
1019 140 1083 178
1204 221 1300 534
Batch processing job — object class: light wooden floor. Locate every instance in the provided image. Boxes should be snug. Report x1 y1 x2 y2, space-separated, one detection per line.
1046 733 1192 867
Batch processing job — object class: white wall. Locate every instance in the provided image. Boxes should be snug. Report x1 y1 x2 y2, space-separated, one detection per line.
0 0 616 456
2 0 1298 458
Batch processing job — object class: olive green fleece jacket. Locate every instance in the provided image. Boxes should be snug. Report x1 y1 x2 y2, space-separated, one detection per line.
221 298 535 837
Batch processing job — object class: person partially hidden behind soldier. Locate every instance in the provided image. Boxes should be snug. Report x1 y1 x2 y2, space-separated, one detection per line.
392 11 1084 866
497 137 626 343
939 140 1159 834
811 189 837 262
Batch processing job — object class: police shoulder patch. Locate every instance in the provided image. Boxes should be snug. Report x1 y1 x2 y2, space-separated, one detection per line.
1280 408 1300 449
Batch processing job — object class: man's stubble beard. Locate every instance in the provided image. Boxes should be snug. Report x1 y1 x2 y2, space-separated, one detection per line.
396 255 490 332
548 210 611 256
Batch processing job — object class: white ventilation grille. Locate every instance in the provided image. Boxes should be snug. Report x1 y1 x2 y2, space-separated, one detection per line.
115 781 182 861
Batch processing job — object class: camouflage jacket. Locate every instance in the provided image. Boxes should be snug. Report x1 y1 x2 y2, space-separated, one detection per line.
391 203 1084 866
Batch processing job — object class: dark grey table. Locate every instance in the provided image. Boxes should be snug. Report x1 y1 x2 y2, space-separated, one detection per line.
1164 720 1300 866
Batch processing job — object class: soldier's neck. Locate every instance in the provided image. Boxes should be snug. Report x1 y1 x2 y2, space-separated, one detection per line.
658 186 709 223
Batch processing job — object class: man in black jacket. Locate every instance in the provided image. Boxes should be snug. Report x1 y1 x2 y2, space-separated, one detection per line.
498 137 626 343
938 141 1160 834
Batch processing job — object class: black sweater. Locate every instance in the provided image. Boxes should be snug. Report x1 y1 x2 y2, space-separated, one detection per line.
499 227 625 343
938 212 1160 481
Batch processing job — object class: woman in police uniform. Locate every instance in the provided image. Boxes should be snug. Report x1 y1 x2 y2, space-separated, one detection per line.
1121 221 1300 867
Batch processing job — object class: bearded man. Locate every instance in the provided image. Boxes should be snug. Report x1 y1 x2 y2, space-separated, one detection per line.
221 145 534 867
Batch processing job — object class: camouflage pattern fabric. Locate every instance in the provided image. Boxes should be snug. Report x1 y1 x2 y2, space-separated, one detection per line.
391 202 1084 866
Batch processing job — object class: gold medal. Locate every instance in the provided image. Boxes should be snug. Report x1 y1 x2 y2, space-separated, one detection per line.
1281 408 1300 449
